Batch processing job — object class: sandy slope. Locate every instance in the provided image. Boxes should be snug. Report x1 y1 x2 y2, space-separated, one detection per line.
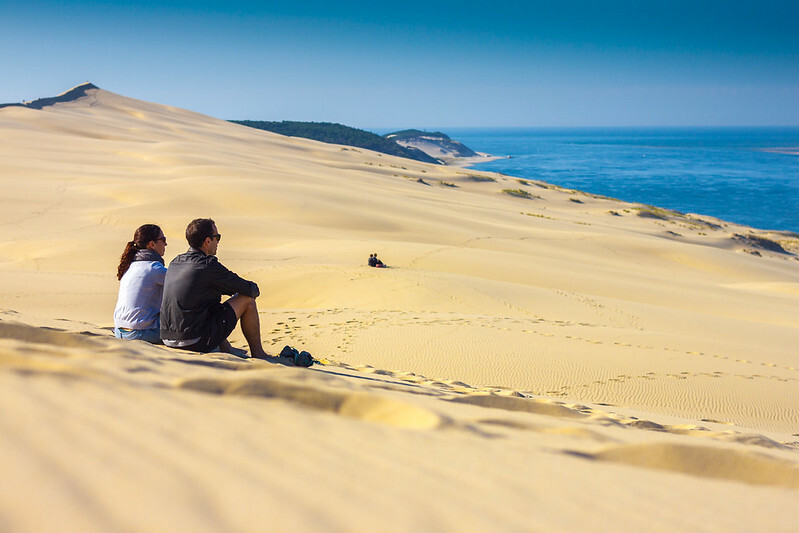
1 318 798 532
1 84 798 531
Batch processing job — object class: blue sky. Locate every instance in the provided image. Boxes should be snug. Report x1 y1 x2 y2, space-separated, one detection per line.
1 0 797 128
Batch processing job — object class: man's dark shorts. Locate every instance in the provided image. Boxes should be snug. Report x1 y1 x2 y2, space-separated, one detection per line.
183 302 238 353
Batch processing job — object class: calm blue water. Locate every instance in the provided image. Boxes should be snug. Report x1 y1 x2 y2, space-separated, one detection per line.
447 128 799 233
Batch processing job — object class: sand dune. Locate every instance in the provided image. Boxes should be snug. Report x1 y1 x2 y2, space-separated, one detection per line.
1 320 798 531
1 84 798 531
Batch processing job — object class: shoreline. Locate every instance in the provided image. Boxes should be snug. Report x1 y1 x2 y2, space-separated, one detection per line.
443 151 508 168
443 132 799 234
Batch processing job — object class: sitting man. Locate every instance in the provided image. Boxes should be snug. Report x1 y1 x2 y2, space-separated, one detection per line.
160 218 305 363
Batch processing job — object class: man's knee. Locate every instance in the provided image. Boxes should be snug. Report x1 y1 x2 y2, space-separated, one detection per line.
226 294 256 318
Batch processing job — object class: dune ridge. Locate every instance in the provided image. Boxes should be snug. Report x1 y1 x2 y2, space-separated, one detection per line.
0 82 99 110
1 84 798 531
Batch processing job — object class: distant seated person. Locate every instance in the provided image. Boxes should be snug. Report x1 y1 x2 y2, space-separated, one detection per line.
368 253 386 268
113 224 168 344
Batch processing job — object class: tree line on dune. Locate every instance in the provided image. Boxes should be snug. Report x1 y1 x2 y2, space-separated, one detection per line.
230 120 441 164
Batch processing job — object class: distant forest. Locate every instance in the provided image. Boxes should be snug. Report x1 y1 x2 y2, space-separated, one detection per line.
230 120 440 164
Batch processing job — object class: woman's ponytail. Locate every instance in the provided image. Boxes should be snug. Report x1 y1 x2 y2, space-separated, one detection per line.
116 224 162 280
117 241 139 280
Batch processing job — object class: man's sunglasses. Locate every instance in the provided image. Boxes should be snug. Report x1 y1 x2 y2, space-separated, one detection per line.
211 234 222 241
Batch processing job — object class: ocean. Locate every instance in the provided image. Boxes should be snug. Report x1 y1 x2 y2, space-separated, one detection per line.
446 127 799 233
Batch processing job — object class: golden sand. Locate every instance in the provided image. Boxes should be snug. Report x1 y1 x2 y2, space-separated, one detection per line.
1 85 798 531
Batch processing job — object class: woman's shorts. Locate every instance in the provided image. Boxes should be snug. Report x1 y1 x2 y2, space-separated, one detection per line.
115 327 162 345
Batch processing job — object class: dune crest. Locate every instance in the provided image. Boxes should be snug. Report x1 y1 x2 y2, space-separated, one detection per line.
0 82 99 110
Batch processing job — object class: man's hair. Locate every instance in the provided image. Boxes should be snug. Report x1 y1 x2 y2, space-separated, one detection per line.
186 218 216 249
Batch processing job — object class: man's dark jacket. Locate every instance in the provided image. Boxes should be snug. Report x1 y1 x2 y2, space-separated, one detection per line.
160 248 259 341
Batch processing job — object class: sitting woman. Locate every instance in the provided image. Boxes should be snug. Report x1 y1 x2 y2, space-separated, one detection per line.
113 224 168 344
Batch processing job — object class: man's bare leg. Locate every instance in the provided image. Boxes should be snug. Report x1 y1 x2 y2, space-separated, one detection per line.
225 294 269 359
218 339 247 357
